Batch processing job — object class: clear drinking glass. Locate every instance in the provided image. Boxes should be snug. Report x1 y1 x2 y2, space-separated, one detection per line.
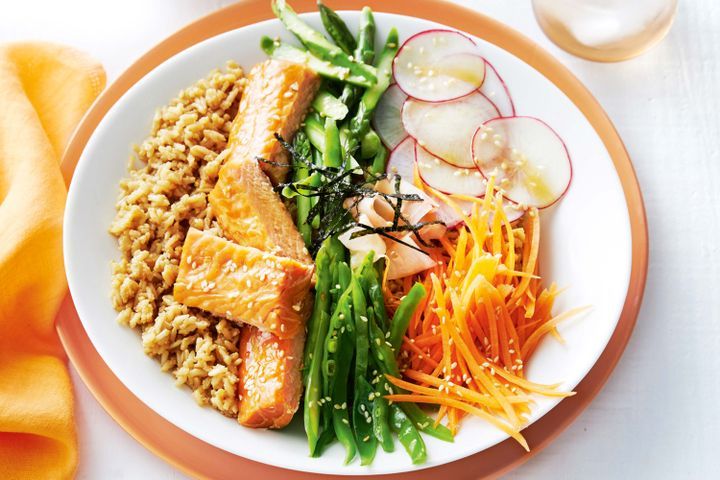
532 0 679 62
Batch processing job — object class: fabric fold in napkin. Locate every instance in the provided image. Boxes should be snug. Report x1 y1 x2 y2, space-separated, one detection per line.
0 42 105 480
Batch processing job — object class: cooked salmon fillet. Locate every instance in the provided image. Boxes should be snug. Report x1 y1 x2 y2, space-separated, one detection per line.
205 59 319 429
228 59 321 185
173 228 313 339
238 326 305 428
209 59 319 264
210 159 311 263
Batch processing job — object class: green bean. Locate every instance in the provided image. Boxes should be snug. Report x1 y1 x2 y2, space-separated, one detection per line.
271 0 377 84
368 311 454 443
312 427 336 457
338 261 352 292
390 404 427 464
304 112 326 152
302 243 332 454
327 291 357 463
389 283 426 353
351 277 370 377
366 282 389 331
312 88 349 121
261 36 373 87
303 243 331 375
360 129 382 160
401 403 454 443
351 275 377 464
358 256 389 330
349 28 399 139
368 320 394 453
338 7 376 108
323 117 342 168
318 1 356 55
353 376 379 465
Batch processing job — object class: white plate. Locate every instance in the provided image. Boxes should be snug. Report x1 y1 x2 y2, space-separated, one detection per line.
64 11 631 476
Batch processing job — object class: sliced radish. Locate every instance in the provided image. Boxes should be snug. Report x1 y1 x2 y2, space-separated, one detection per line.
472 117 572 208
385 136 415 181
414 143 486 196
402 91 500 168
373 84 408 149
393 29 485 102
480 60 515 117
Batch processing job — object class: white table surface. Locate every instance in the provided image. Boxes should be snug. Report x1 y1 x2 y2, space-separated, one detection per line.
3 0 719 478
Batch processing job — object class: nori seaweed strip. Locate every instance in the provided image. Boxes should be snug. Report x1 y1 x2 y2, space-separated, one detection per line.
261 135 445 255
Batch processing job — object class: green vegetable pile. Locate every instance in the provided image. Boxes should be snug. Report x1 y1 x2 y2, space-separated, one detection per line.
304 242 452 464
264 0 397 248
260 0 453 465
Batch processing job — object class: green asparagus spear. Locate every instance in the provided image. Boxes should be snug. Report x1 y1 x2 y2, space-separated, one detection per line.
369 144 389 176
261 36 373 87
310 149 323 229
339 7 376 108
312 88 349 120
304 112 326 152
292 130 313 245
389 283 427 353
271 0 377 84
323 117 342 168
349 28 399 139
318 1 357 55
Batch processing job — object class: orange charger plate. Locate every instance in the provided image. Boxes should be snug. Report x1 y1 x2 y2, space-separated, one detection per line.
56 1 648 478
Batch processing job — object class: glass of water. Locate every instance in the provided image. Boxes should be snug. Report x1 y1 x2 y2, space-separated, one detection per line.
532 0 678 62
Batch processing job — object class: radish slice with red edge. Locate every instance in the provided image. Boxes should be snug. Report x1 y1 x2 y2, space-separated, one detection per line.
372 84 408 150
402 91 500 168
480 60 515 117
393 29 486 102
472 116 572 208
414 143 486 196
385 136 415 181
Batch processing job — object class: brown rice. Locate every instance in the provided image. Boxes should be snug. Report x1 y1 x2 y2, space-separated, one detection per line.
109 61 247 417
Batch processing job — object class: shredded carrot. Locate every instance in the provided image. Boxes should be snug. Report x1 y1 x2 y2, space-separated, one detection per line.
386 177 588 452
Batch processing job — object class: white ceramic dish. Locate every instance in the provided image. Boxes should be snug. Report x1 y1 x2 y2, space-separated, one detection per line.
64 11 631 476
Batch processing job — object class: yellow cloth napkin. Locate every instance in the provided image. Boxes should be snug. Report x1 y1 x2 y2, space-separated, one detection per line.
0 42 105 480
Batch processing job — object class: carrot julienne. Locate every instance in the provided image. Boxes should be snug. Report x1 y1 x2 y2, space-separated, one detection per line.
387 176 587 451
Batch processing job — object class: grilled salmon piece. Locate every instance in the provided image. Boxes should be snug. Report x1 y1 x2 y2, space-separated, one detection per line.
207 60 319 429
228 59 320 185
209 60 318 263
210 159 311 263
173 228 313 339
238 326 305 428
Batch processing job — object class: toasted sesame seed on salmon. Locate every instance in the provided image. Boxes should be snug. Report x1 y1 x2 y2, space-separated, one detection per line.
173 228 313 339
238 326 305 429
227 59 320 185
